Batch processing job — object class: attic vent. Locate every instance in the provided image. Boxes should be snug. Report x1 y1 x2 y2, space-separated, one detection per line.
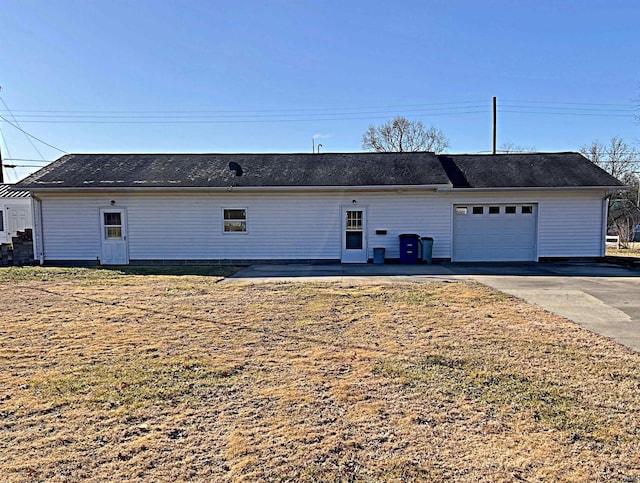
229 162 243 176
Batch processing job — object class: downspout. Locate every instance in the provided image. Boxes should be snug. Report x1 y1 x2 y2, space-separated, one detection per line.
32 194 45 265
601 192 611 257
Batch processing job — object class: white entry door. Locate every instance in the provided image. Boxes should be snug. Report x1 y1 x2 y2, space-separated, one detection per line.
6 205 31 237
100 208 129 265
341 206 367 263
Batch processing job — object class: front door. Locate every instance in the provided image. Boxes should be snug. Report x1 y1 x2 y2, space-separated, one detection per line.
100 208 129 265
341 206 367 263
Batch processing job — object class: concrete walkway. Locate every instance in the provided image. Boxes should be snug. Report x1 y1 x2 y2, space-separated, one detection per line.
223 261 640 352
220 262 458 283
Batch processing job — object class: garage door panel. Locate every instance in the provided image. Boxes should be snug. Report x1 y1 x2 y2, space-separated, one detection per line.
453 204 537 262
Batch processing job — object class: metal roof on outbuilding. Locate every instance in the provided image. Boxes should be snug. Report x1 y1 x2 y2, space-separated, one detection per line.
0 183 31 198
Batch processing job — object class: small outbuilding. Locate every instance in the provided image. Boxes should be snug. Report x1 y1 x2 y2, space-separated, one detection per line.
0 183 32 245
13 152 622 265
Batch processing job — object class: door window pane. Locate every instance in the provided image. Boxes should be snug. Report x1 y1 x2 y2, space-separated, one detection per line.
105 227 122 239
505 206 516 214
521 205 533 214
472 206 484 215
103 212 123 239
345 210 363 249
346 211 363 230
346 231 363 249
489 206 500 214
104 212 121 226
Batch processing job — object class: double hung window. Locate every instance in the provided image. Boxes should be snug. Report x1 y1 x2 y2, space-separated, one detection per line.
223 209 247 232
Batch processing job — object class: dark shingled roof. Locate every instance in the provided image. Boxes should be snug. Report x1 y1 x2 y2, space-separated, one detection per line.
15 152 623 191
15 152 449 189
438 152 623 188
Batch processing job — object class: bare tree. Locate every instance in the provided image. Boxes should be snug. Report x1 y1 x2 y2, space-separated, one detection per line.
609 199 640 248
362 117 450 153
499 142 537 153
580 136 636 179
581 136 640 247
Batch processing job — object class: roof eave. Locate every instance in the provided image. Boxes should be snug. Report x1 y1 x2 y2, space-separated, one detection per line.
21 183 452 194
437 185 624 192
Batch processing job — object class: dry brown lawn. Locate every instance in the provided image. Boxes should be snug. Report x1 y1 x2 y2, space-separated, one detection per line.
607 245 640 258
1 266 639 482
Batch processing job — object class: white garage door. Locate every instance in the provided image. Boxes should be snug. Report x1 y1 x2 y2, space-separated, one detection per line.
453 204 537 261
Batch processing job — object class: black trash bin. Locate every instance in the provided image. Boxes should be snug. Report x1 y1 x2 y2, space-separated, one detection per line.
399 234 420 264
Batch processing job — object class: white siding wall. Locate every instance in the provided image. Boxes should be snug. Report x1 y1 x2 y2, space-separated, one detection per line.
536 192 607 257
38 191 450 261
36 189 607 262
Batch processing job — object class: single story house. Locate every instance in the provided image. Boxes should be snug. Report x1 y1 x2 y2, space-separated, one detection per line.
13 152 622 265
0 183 32 245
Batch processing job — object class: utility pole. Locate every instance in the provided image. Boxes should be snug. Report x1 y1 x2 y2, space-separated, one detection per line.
492 96 497 155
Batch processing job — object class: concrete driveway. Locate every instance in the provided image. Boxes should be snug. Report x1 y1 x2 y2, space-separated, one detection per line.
224 262 640 352
450 263 640 353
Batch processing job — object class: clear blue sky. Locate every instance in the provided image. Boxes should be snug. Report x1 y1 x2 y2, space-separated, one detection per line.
0 0 638 181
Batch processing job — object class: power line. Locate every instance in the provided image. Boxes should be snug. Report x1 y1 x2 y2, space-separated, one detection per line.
501 110 634 118
0 125 13 160
0 110 491 124
1 107 635 124
502 99 636 107
0 99 488 115
0 96 47 161
500 104 635 113
0 114 67 153
1 107 489 119
1 98 635 115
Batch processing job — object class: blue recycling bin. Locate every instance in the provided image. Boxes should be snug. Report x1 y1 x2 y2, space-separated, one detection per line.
399 234 420 264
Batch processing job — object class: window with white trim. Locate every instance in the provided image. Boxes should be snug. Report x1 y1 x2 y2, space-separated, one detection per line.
223 209 247 232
